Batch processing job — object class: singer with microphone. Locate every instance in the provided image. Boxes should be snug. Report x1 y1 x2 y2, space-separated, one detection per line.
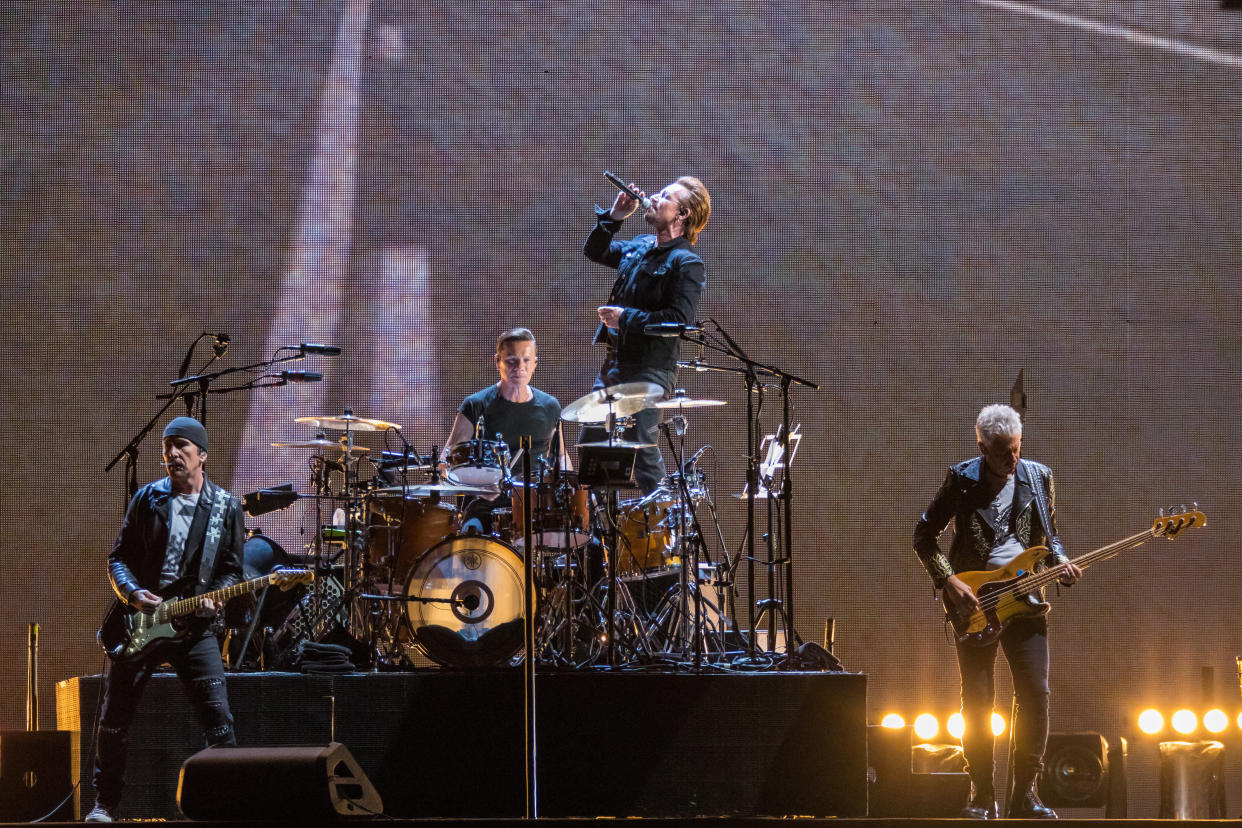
86 417 244 822
584 174 711 493
440 327 567 534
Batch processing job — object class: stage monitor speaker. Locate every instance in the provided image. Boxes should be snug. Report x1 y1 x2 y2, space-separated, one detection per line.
0 730 75 821
1039 731 1110 808
177 742 382 820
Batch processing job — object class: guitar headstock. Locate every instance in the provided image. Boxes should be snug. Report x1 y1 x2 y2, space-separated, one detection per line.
1152 504 1207 539
271 567 315 590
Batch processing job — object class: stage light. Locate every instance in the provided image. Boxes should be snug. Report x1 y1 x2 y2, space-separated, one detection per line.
1202 709 1228 734
991 712 1006 736
1236 711 1242 731
1138 708 1164 734
913 713 939 741
947 712 965 740
880 713 905 728
1170 709 1197 735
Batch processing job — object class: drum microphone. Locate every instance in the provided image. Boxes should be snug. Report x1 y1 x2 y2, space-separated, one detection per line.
279 370 323 383
644 322 704 336
298 343 342 355
603 171 652 209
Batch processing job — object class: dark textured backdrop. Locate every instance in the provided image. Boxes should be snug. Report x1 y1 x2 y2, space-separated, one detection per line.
2 0 1239 815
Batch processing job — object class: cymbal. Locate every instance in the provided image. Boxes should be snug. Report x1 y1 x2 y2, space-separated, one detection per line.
295 413 401 432
560 381 664 423
654 396 727 410
270 439 370 453
576 439 656 449
370 483 498 497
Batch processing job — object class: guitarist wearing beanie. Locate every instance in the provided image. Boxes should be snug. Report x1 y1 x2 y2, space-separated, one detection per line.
913 404 1081 820
88 416 244 822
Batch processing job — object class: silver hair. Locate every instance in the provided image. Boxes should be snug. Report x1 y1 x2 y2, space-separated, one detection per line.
975 404 1022 444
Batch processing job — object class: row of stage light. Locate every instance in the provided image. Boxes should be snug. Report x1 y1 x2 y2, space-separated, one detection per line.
879 707 1242 741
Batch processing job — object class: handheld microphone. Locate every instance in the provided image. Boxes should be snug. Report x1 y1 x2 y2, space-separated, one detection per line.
212 333 230 358
644 322 703 337
603 171 652 209
279 370 323 383
298 343 342 355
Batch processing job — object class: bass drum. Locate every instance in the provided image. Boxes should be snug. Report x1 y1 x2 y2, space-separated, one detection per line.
403 535 525 668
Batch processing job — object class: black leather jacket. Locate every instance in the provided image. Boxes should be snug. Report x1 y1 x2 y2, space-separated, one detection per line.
108 475 245 602
913 457 1068 590
584 206 706 389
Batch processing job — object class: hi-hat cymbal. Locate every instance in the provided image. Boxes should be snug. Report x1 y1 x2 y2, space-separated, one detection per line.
295 413 401 432
576 439 656 449
271 439 370 453
370 483 498 497
654 395 727 410
560 381 664 423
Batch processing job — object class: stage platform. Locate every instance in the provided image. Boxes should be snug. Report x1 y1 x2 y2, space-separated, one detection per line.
54 670 868 821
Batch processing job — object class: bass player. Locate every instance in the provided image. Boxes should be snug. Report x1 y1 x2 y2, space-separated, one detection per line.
913 404 1081 819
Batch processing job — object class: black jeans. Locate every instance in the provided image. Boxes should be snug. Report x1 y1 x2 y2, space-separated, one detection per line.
955 615 1049 793
93 632 236 808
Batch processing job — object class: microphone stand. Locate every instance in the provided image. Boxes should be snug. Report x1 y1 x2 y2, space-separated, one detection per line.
677 322 819 666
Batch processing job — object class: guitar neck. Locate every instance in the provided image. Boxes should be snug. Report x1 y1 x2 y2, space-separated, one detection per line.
1029 528 1155 590
158 573 273 621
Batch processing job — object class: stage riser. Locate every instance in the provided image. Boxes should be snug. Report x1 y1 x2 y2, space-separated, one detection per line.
57 671 866 819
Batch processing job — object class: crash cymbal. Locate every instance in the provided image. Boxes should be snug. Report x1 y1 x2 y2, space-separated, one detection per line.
271 438 371 453
576 439 657 449
560 381 664 423
654 395 727 410
294 412 401 432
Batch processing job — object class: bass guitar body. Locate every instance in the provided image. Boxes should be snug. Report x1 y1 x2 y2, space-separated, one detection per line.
949 545 1052 647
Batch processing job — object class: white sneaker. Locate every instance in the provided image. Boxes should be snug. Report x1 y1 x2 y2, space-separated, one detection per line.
85 802 115 822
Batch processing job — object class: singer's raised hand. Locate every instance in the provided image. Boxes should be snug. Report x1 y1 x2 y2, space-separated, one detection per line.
609 184 644 220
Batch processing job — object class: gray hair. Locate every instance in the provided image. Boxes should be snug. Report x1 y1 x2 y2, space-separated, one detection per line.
975 404 1022 444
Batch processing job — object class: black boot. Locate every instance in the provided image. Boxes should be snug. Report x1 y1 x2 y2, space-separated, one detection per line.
961 783 998 820
1007 779 1057 819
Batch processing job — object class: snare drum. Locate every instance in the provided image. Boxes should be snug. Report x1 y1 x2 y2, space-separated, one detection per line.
366 494 460 581
614 491 681 578
508 470 590 549
445 439 509 487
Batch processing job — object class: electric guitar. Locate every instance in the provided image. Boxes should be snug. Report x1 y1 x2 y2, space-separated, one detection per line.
98 568 314 661
948 508 1206 647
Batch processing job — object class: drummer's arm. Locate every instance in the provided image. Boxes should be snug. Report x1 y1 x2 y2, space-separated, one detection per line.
556 421 573 471
441 412 475 466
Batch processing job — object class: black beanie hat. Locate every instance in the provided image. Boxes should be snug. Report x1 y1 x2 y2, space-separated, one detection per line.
163 416 209 453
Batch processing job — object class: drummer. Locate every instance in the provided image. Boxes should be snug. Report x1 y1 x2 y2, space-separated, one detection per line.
440 327 568 533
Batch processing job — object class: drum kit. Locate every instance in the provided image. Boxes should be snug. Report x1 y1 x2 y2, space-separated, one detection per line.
234 383 736 672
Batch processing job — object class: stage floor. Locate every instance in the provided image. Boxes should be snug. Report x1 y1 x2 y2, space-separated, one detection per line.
56 669 868 821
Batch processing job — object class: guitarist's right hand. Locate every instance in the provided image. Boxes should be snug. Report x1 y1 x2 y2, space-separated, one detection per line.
943 575 980 619
127 589 162 612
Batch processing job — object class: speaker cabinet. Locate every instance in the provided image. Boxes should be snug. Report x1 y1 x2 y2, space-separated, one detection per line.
177 742 382 819
1039 731 1110 808
0 731 75 821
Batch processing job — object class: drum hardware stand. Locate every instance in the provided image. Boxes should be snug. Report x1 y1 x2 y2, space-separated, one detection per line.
650 417 712 666
675 321 819 667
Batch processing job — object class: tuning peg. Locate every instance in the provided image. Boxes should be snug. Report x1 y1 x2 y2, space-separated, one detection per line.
1158 507 1165 518
1192 501 1199 512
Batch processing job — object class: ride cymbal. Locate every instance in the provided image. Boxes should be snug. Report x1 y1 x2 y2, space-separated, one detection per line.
295 412 401 432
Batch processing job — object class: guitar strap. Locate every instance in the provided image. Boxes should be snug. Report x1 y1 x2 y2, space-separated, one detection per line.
1022 459 1055 546
197 481 230 587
